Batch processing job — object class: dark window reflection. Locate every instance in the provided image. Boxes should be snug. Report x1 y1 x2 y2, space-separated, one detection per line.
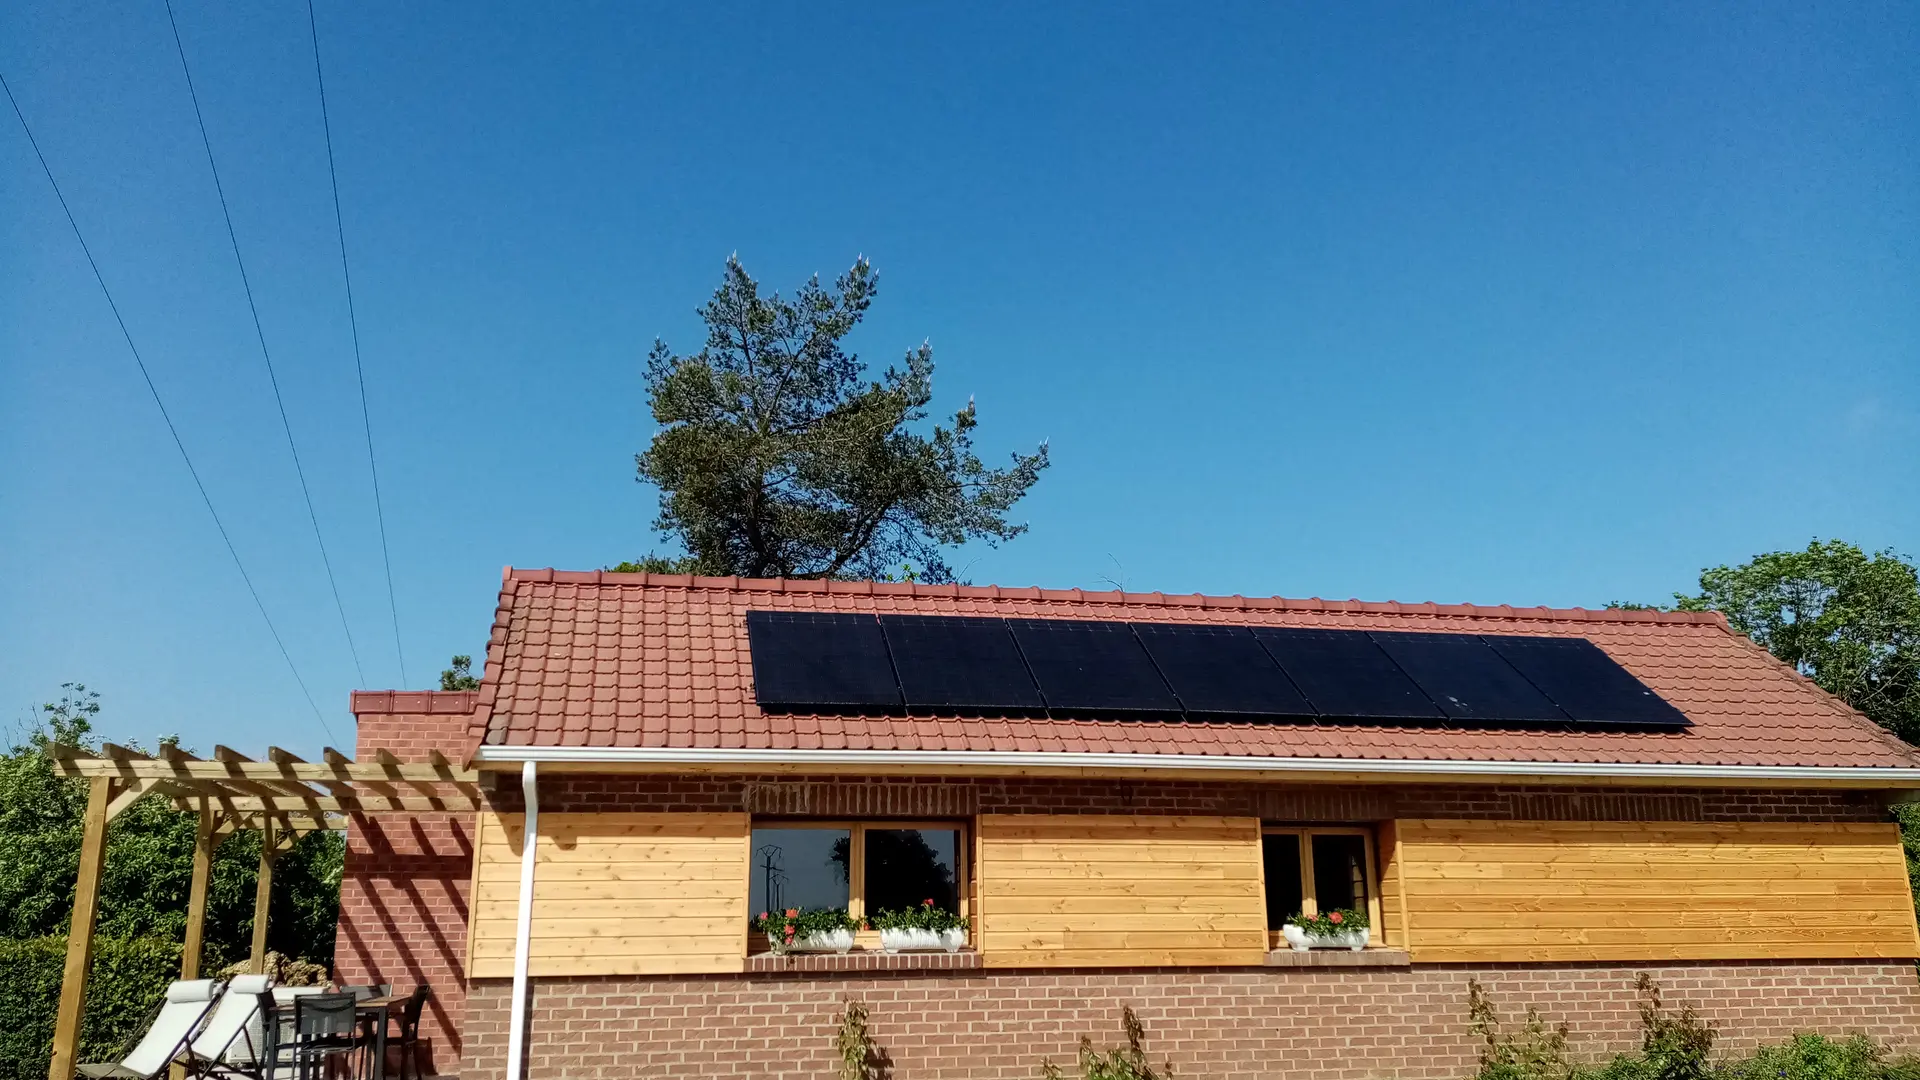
864 828 960 916
749 828 851 915
1311 834 1369 913
1262 834 1304 928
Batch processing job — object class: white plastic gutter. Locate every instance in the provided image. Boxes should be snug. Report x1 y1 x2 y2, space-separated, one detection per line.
470 744 1920 785
505 760 538 1080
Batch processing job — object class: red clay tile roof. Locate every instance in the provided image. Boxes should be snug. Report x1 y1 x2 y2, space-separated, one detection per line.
464 568 1920 770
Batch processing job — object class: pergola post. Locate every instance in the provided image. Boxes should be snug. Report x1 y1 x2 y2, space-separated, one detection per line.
48 776 116 1080
180 806 215 980
248 816 276 974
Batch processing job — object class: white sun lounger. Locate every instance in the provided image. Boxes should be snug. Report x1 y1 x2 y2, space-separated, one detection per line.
77 979 220 1080
186 975 273 1077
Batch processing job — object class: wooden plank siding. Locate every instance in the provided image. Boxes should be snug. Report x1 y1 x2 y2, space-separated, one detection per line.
1394 819 1920 964
468 811 749 977
975 814 1267 968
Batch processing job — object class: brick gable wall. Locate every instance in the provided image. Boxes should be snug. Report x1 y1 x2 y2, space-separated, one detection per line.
334 694 480 1075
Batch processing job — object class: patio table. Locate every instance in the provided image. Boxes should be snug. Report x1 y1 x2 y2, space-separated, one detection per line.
354 995 407 1080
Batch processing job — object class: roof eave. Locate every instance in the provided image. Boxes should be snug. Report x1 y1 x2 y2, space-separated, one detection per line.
468 744 1920 791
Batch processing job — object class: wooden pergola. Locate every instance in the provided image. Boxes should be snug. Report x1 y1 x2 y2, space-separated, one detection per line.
44 743 482 1080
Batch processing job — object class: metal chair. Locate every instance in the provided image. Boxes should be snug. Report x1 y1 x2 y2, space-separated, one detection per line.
390 987 431 1080
290 993 360 1080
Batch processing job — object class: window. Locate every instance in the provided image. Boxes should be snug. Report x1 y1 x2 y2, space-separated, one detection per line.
1261 826 1382 945
748 821 968 937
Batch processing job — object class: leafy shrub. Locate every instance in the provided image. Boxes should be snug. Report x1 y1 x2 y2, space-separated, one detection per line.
0 935 181 1080
1462 979 1920 1080
1468 978 1575 1080
1043 1007 1172 1080
1718 1034 1905 1080
834 1000 886 1080
868 899 969 933
1633 973 1714 1080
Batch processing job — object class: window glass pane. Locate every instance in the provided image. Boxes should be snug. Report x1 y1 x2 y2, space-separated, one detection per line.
1262 834 1304 929
750 828 851 916
1310 834 1370 914
864 828 961 916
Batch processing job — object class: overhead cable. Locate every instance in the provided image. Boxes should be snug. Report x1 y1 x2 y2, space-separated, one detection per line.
2 71 337 742
306 0 407 687
163 0 367 685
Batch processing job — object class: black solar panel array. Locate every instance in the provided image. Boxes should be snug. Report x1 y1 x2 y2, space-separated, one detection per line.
744 611 1690 729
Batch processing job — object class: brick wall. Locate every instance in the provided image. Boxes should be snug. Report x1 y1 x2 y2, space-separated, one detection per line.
484 772 1890 824
334 692 480 1075
461 961 1920 1080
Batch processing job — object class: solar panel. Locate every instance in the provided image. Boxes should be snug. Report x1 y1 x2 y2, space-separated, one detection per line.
1251 627 1445 720
1132 622 1314 718
879 614 1044 713
1482 635 1690 727
1007 618 1181 714
744 611 901 712
1367 631 1570 723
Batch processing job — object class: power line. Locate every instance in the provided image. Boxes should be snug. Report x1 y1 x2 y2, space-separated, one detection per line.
2 71 337 743
306 0 407 687
163 0 367 686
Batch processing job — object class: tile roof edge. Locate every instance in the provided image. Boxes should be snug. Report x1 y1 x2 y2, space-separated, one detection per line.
460 567 518 766
497 566 1735 627
1718 630 1920 766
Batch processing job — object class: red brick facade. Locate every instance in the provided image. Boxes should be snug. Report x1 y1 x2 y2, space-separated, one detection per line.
335 693 481 1075
460 962 1920 1080
484 771 1890 824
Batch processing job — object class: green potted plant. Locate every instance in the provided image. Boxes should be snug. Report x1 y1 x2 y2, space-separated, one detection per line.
869 899 970 953
755 907 858 954
1281 907 1369 951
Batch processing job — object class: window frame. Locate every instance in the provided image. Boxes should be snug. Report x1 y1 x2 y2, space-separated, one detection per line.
1260 825 1384 949
747 819 972 950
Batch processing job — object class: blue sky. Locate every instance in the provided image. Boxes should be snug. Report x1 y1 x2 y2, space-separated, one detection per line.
3 2 1915 756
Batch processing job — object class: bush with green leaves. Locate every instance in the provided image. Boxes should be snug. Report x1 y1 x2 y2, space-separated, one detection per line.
0 686 344 963
1043 1007 1172 1080
1467 978 1576 1080
0 935 181 1080
1465 978 1920 1080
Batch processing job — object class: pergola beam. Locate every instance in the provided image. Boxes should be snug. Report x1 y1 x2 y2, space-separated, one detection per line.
49 749 478 785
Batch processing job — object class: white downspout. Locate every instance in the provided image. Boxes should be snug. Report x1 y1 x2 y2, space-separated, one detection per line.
505 760 538 1080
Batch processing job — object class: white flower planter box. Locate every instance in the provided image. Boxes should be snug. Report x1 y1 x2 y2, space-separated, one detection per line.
879 927 967 953
770 928 854 955
1281 924 1370 952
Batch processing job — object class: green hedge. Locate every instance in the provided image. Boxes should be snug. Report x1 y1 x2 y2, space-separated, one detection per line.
0 936 182 1080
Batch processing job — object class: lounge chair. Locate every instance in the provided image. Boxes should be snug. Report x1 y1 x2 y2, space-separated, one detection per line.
77 979 220 1080
186 975 272 1078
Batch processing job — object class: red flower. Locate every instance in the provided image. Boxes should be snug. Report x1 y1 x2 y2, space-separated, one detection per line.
923 899 935 907
784 927 796 938
1328 911 1344 925
759 912 768 921
785 908 799 918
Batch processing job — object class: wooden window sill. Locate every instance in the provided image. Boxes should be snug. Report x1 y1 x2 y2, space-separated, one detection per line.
745 949 983 974
1264 948 1411 968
